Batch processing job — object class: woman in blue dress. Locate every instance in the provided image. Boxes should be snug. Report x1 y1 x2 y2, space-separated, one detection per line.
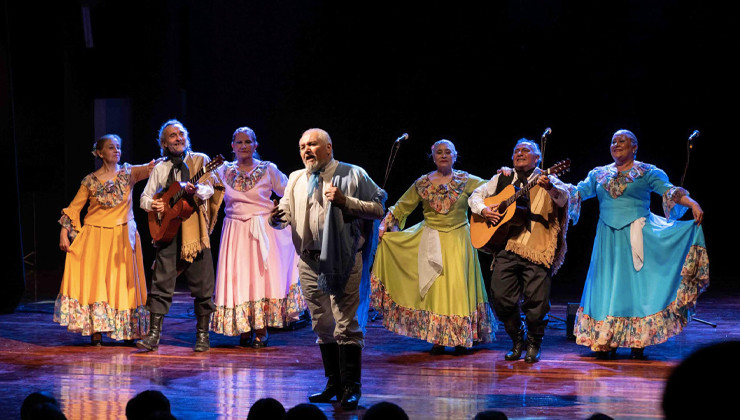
567 129 708 359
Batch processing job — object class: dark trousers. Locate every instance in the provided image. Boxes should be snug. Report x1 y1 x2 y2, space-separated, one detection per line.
147 234 216 317
490 250 551 338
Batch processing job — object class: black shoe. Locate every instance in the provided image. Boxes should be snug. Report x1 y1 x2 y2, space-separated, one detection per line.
239 332 253 347
91 332 102 346
503 318 526 361
524 336 542 363
596 348 617 360
340 384 361 410
505 334 526 361
137 313 164 352
630 348 646 360
308 343 342 403
454 346 471 356
251 338 268 349
193 315 210 352
430 344 445 355
308 381 343 403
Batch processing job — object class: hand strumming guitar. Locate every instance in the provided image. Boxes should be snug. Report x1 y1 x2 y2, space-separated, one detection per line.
481 204 503 225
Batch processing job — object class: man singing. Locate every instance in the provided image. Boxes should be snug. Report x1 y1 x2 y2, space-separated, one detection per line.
270 128 385 409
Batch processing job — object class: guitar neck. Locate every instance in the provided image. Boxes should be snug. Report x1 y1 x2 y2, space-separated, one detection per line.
172 166 210 203
188 167 207 185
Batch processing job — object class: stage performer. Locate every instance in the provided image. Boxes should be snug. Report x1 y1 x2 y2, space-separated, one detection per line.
269 128 386 410
565 129 707 359
370 139 495 355
55 134 156 345
138 119 224 352
468 138 569 363
210 126 306 348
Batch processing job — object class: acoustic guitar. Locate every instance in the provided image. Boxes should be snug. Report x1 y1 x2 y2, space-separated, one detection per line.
469 159 570 252
148 154 225 244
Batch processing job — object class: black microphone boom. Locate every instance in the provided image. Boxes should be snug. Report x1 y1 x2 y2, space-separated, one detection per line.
384 133 410 189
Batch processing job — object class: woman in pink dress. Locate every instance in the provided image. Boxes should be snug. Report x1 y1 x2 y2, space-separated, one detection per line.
210 127 305 348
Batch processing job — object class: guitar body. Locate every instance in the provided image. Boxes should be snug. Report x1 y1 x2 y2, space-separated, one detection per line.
146 154 225 245
469 184 519 252
148 182 196 244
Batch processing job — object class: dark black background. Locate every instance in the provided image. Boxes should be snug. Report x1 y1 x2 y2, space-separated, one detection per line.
4 1 734 301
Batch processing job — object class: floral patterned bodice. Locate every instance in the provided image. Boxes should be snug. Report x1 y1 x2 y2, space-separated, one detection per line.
383 170 485 232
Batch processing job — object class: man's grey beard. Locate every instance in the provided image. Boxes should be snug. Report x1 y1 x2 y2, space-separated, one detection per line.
304 159 327 173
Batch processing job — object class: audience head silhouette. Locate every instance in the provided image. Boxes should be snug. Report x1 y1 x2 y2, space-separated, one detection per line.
126 390 173 420
21 391 66 420
663 341 740 419
247 397 286 420
363 401 409 419
284 403 327 420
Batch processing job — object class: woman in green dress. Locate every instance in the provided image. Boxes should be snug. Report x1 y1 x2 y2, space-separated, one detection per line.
370 140 495 354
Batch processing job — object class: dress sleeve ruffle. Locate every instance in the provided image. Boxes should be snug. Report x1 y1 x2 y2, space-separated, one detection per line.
565 183 583 225
379 210 401 234
663 186 689 220
59 183 90 241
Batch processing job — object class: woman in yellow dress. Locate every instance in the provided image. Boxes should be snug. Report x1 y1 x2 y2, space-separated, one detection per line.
54 134 156 345
370 139 495 354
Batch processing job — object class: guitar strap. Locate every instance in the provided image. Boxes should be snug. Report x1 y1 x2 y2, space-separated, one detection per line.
494 173 514 195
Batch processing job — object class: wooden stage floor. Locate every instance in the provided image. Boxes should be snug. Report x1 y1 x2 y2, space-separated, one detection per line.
1 282 738 420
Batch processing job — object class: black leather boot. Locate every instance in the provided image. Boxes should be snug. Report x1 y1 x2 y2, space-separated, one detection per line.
136 313 164 351
524 335 542 363
193 315 210 352
630 347 646 360
339 344 362 410
308 343 342 403
504 319 526 361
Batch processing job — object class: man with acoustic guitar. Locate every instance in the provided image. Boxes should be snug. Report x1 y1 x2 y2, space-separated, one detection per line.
468 139 569 363
138 119 224 352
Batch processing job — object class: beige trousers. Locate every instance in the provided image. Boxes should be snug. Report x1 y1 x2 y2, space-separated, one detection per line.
298 252 364 348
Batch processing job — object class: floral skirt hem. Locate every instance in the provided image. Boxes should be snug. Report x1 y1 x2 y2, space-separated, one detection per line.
370 273 496 348
53 294 149 340
210 283 307 336
575 245 709 351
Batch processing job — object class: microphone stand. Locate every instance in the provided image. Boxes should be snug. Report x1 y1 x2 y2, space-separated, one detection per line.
540 127 551 169
680 131 698 187
678 130 715 328
382 134 407 189
374 133 408 323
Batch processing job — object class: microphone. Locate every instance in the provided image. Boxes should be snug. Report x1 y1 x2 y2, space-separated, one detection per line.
688 130 700 142
541 127 552 140
395 133 409 143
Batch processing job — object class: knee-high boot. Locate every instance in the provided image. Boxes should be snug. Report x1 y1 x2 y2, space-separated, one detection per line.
136 313 164 352
309 343 342 402
524 319 546 363
339 344 362 410
504 317 526 361
193 315 210 352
